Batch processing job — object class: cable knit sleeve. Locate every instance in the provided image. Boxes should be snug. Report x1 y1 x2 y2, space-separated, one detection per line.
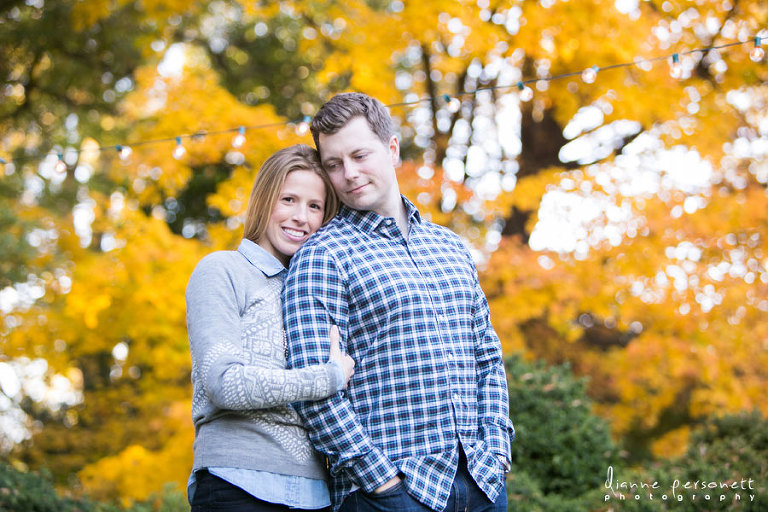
187 252 344 414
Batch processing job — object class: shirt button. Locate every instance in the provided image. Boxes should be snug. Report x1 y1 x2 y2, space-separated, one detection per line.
452 392 460 402
386 220 393 225
447 352 455 360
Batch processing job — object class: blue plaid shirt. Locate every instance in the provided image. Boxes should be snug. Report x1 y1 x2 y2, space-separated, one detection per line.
283 197 514 511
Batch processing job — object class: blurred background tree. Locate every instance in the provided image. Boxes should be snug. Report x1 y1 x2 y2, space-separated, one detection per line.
1 0 767 506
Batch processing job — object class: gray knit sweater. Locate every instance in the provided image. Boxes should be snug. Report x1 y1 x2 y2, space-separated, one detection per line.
186 239 344 479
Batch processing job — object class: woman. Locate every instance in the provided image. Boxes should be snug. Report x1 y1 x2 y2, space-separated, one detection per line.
185 144 354 512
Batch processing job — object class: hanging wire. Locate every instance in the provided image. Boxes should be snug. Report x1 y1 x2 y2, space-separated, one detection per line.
1 36 764 170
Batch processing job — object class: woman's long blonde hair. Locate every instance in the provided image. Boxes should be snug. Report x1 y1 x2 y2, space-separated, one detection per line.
242 144 339 244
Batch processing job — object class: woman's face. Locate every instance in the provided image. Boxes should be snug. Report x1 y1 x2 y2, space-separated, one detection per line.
258 169 326 265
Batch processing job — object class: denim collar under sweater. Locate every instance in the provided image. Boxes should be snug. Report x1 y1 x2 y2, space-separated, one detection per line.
237 239 285 277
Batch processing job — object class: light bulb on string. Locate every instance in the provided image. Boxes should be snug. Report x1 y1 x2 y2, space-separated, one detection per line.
581 66 598 84
443 94 461 113
4 38 764 174
295 116 311 136
517 81 533 102
669 53 683 79
117 145 132 161
172 137 186 160
232 126 246 148
750 37 765 62
55 153 67 174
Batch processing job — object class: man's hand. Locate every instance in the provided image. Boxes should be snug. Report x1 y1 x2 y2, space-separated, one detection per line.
373 475 402 494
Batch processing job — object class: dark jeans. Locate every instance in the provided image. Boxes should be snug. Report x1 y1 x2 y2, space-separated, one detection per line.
190 470 330 512
338 461 507 512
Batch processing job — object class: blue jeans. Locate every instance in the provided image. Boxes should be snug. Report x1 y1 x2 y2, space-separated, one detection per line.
191 470 330 512
338 463 507 512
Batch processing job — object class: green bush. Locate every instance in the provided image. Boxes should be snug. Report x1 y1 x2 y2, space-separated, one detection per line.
504 355 617 510
506 469 607 512
115 485 187 512
0 464 186 512
0 463 93 512
611 410 767 511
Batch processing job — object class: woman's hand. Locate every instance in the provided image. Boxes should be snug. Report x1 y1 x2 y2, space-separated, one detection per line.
328 325 355 386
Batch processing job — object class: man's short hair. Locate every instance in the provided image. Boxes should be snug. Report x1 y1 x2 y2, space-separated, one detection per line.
310 92 394 151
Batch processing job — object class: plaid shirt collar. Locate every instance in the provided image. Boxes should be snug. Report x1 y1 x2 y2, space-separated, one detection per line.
337 195 422 234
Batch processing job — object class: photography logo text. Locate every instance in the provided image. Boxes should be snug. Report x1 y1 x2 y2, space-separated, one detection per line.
604 466 757 504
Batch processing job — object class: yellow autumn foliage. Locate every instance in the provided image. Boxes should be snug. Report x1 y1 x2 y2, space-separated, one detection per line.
2 0 767 505
78 401 193 505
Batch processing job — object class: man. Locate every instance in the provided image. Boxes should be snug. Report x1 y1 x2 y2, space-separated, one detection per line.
283 92 514 512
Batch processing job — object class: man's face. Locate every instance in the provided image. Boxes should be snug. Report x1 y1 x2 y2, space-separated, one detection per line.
318 116 400 216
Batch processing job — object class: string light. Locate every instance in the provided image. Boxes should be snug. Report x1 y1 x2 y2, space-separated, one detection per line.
55 153 67 174
172 137 186 160
232 126 246 148
669 53 683 79
750 37 765 62
516 81 533 102
443 94 462 113
295 116 311 136
117 145 132 161
1 36 764 170
581 65 599 84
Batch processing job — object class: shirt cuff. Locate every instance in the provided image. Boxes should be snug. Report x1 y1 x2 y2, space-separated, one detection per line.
482 417 514 456
326 360 346 392
496 454 512 473
347 447 399 493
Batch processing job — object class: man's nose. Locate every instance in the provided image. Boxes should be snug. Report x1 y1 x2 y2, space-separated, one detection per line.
344 159 361 180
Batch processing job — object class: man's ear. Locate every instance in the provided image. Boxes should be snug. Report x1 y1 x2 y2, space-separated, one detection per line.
389 135 400 166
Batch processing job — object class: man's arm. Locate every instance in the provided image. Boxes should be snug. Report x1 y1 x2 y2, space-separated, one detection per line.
283 243 399 492
469 255 515 466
